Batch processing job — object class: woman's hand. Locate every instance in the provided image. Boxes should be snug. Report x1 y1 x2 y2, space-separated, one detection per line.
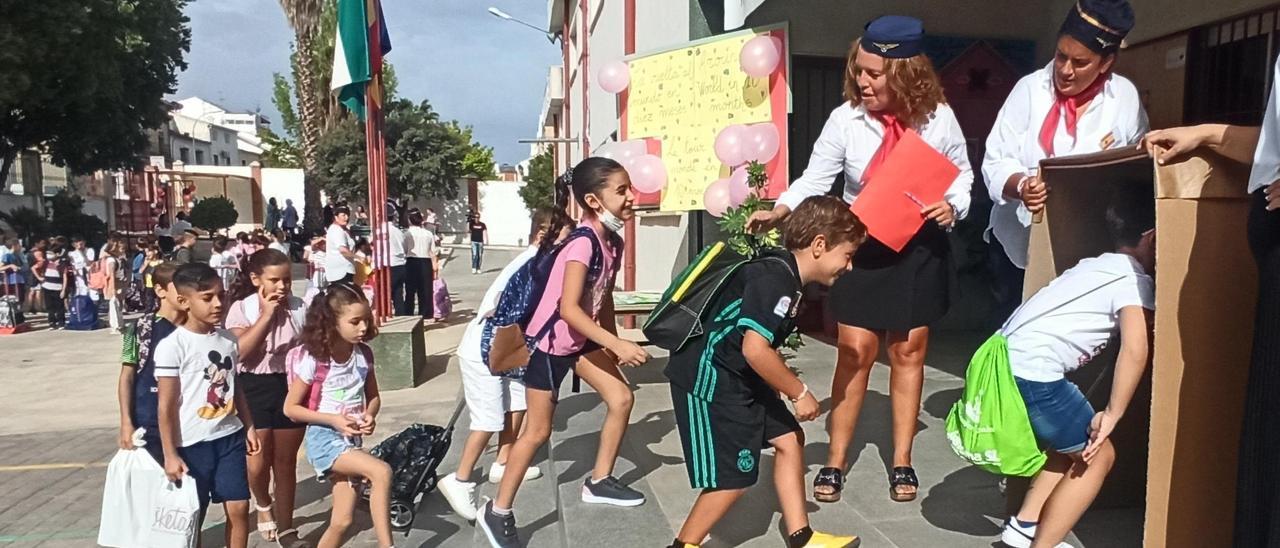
745 206 791 234
921 201 956 228
1141 126 1212 165
1020 175 1048 213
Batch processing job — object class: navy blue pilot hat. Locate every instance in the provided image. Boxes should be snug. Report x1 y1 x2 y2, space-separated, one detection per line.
861 15 925 59
1060 0 1134 54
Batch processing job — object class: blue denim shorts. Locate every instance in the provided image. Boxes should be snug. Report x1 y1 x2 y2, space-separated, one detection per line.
304 425 356 477
1015 377 1095 454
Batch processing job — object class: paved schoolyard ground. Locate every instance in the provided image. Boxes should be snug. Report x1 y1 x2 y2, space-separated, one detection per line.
0 247 1141 547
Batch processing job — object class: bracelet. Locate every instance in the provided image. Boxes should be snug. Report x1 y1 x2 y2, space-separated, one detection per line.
790 383 810 402
1016 174 1031 196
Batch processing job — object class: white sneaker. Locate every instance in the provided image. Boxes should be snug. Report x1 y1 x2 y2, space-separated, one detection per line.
438 473 478 521
488 462 543 484
1000 518 1073 548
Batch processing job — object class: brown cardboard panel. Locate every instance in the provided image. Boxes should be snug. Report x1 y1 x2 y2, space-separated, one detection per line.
1025 150 1154 300
1155 153 1252 200
1144 197 1255 548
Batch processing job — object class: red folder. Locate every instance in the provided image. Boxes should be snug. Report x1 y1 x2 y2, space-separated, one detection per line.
850 130 960 252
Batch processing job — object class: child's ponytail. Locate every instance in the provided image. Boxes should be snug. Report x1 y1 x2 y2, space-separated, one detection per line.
539 170 575 255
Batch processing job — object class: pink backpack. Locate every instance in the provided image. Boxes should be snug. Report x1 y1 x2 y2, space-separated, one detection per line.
285 343 374 411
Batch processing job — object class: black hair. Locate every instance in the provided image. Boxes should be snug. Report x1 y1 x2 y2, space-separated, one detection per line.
334 205 351 217
541 156 626 254
1105 187 1156 249
172 263 222 293
227 248 291 304
408 208 425 227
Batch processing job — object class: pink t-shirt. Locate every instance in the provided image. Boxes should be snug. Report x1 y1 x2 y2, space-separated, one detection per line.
526 224 617 356
224 294 308 375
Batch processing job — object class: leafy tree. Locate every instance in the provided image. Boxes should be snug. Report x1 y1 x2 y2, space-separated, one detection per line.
0 0 190 184
314 99 468 203
47 190 108 246
449 124 496 180
259 127 301 168
519 148 555 211
0 206 49 242
188 196 239 234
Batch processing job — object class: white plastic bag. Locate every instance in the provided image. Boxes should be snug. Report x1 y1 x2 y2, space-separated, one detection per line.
147 475 200 548
97 430 167 547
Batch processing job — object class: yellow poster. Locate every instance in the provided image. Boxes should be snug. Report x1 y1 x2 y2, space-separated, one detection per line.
626 31 777 211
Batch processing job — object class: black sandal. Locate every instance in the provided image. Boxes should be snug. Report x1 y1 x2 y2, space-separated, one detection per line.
889 466 919 502
813 467 844 503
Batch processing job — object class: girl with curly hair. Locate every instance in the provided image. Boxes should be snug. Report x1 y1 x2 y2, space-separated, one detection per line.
283 284 392 548
747 15 974 505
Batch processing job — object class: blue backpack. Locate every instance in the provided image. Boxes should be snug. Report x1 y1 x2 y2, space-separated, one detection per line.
481 226 620 377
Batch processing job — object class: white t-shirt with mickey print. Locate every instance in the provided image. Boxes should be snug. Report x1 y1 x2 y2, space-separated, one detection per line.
153 326 243 446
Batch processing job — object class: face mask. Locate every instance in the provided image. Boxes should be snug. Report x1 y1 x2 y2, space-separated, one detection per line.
599 209 625 233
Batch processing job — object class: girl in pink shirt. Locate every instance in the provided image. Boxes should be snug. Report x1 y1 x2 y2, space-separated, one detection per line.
224 248 309 547
479 157 652 546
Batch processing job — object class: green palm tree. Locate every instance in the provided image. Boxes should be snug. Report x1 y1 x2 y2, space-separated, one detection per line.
277 0 327 232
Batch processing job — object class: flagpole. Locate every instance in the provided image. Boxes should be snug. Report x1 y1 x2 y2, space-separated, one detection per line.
364 12 390 323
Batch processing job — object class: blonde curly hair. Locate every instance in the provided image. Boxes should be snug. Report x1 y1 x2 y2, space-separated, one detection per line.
843 38 947 128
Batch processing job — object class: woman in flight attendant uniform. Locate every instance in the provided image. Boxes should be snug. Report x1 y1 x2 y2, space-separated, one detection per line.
983 0 1147 316
747 15 973 503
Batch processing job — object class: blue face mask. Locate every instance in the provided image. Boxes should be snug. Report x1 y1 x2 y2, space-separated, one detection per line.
599 209 625 233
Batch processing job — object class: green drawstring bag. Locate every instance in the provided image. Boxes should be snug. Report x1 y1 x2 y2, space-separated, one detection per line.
945 333 1047 477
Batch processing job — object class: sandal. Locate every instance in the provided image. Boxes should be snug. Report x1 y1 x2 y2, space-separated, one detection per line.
889 466 919 502
813 467 844 503
276 528 311 548
255 502 278 542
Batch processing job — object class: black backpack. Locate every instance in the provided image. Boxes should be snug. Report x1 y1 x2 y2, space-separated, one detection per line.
643 243 795 352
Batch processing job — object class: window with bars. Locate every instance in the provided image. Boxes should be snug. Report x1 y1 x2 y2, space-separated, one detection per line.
1185 7 1280 125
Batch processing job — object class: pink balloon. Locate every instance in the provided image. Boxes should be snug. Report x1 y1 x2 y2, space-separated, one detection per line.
714 125 749 167
740 35 781 78
747 123 781 163
598 60 630 94
627 154 668 194
728 168 751 206
704 178 732 217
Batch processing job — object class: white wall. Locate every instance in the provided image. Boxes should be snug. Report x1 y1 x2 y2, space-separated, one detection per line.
588 0 626 154
635 0 691 53
634 211 691 291
261 168 306 231
478 181 534 247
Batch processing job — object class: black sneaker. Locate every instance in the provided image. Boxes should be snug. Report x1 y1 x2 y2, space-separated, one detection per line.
477 498 520 548
581 476 646 507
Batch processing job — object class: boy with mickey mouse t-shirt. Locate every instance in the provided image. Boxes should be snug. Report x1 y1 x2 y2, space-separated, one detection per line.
155 263 260 547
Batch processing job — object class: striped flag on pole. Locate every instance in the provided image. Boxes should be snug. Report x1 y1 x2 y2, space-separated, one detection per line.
331 0 392 120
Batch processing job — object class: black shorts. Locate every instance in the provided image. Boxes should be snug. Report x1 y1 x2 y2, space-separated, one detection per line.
524 343 600 401
240 373 302 430
670 383 801 490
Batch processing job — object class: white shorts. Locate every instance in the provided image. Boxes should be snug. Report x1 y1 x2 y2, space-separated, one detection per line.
460 355 528 432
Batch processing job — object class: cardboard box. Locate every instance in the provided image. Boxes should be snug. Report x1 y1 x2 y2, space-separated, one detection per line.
1022 148 1255 547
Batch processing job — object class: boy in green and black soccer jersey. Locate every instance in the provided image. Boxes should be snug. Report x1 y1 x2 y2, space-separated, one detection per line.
665 196 868 548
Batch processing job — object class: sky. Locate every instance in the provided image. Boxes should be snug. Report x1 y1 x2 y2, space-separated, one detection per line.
171 0 562 165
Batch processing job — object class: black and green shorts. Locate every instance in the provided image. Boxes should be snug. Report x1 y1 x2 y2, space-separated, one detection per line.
670 383 801 490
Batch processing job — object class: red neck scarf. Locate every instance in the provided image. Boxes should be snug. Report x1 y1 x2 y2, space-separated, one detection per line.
1039 72 1110 157
863 112 906 183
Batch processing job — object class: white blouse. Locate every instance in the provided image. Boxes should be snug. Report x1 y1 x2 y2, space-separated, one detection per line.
777 101 974 221
983 63 1149 268
1249 55 1280 194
